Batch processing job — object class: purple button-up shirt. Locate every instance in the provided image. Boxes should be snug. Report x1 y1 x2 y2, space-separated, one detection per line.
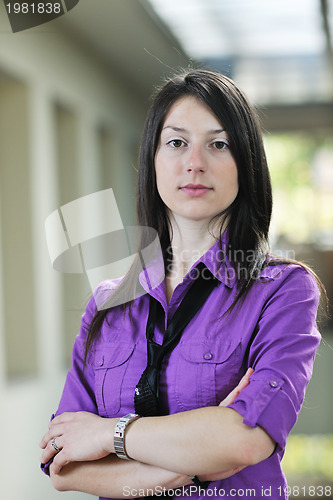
42 236 321 500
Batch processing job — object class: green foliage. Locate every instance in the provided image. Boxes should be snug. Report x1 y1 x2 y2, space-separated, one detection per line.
265 134 314 190
282 434 333 479
264 133 333 244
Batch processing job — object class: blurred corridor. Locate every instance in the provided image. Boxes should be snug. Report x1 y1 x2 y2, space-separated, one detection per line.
0 1 332 498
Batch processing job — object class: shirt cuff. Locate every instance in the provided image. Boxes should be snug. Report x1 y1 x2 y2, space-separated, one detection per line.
40 459 52 477
40 413 55 477
228 374 297 452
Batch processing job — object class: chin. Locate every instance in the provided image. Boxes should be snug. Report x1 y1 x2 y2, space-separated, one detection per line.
182 211 220 222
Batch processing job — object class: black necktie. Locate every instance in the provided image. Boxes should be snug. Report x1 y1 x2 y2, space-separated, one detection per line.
134 264 219 417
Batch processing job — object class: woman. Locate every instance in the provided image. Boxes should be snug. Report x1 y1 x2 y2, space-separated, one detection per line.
40 70 322 499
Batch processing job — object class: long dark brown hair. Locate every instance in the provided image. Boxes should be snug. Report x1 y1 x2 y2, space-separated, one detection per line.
84 69 327 362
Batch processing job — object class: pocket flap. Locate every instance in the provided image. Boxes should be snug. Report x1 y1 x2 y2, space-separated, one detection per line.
92 344 135 369
179 340 241 364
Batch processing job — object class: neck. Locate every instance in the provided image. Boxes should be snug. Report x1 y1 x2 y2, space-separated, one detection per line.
167 214 221 278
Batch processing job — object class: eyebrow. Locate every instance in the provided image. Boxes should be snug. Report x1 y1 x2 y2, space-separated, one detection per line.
162 125 225 134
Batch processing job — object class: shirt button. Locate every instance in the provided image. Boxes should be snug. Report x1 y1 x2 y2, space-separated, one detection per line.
269 380 278 388
98 358 104 367
203 352 213 360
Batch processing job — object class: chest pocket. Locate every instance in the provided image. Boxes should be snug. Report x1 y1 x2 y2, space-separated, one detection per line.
175 339 242 411
92 344 135 417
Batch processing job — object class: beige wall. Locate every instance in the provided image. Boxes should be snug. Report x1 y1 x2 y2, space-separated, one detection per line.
0 7 145 499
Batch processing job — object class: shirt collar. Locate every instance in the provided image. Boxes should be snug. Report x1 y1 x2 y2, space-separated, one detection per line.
190 231 237 288
138 251 166 301
139 230 237 296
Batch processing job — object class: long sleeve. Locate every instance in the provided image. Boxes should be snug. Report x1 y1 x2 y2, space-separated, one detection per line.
41 294 98 475
228 265 321 454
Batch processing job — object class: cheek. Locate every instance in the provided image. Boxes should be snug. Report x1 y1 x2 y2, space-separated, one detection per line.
234 170 239 192
155 175 172 206
154 156 163 192
219 163 239 206
228 163 239 191
154 155 170 203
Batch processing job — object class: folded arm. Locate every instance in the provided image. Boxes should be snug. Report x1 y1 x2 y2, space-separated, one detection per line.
41 266 320 497
42 370 259 495
125 406 274 476
41 369 253 497
50 455 190 497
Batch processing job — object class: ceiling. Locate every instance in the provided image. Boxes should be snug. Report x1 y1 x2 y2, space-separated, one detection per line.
2 0 331 107
55 0 333 130
147 0 331 59
12 0 330 131
147 0 333 105
58 0 190 100
1 0 330 114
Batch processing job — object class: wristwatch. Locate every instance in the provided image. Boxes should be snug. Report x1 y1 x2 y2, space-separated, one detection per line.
114 413 141 460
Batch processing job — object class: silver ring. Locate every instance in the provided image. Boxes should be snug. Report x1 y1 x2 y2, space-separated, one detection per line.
51 437 60 453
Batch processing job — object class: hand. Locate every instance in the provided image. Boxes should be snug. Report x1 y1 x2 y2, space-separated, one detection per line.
199 465 245 482
197 368 254 483
39 411 116 474
219 367 254 407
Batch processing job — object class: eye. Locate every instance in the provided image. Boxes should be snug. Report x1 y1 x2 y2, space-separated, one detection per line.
212 140 229 151
167 139 187 148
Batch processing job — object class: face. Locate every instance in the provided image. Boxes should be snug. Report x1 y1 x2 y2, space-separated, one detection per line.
154 96 238 226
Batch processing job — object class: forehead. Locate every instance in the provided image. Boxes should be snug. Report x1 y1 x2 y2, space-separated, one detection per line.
162 95 222 129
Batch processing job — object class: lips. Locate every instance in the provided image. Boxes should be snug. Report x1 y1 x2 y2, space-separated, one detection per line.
180 184 213 197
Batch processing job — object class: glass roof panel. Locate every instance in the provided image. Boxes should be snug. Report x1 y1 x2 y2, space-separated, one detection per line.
148 0 327 58
147 0 333 104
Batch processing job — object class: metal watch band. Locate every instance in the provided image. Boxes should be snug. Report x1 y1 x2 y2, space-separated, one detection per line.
113 413 141 460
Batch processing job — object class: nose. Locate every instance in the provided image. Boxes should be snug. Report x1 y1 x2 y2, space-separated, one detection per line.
186 144 207 173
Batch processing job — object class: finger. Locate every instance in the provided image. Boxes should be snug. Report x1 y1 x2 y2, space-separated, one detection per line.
242 367 254 381
40 436 63 464
219 387 240 407
40 430 55 448
236 367 254 391
49 412 74 427
51 450 70 475
219 368 254 407
201 464 246 482
40 432 51 449
39 424 64 448
229 465 246 474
